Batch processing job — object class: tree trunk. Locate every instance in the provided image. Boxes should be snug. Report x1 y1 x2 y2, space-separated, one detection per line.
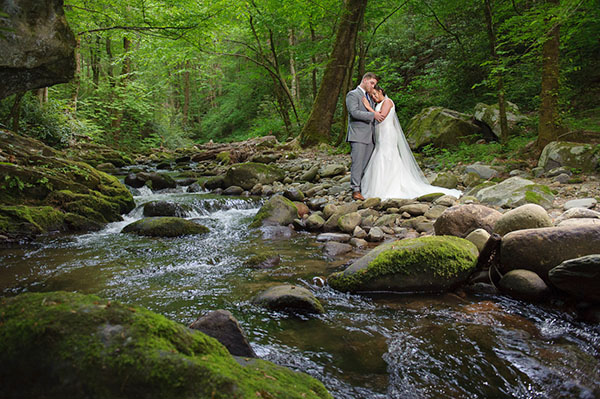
8 92 24 133
300 0 368 147
182 61 190 127
537 0 561 152
483 0 509 143
70 37 81 115
289 29 299 102
106 37 115 87
36 87 48 105
91 35 101 88
310 24 318 101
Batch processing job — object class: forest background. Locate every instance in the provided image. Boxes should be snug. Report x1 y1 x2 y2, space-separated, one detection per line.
1 0 599 156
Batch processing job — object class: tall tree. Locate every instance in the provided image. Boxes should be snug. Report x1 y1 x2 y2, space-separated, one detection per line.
300 0 368 147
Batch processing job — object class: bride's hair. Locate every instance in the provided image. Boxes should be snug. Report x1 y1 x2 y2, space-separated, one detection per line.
374 85 386 97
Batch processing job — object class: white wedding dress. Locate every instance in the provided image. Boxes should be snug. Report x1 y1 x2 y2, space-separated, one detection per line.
361 98 462 199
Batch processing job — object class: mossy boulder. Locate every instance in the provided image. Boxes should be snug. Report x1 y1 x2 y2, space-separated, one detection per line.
474 177 554 209
405 107 481 149
250 195 298 228
252 285 325 315
65 142 134 167
0 291 331 399
0 205 65 236
143 201 193 217
122 217 209 237
473 102 529 139
328 236 478 293
538 141 600 173
224 162 285 190
0 130 135 239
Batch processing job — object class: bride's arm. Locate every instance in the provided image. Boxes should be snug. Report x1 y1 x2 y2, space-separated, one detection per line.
379 98 393 118
361 96 375 113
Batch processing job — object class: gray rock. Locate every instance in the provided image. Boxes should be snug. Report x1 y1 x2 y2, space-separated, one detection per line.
465 164 498 180
399 203 430 216
538 141 600 173
252 285 324 315
223 185 244 195
556 218 600 228
283 188 305 202
189 310 257 358
431 172 459 189
353 226 367 239
493 204 553 236
380 198 416 210
554 207 600 225
553 173 570 184
360 197 381 209
366 227 385 242
500 225 600 279
546 167 572 177
143 201 192 217
121 217 209 237
307 197 328 210
305 213 325 231
475 177 554 209
316 233 352 243
250 195 298 228
324 241 353 257
499 270 549 302
473 102 528 139
319 164 346 178
338 212 362 233
349 237 368 248
223 162 285 190
464 228 491 252
563 198 597 210
374 214 400 227
424 205 448 219
548 255 600 302
405 106 482 149
434 195 459 207
433 204 502 237
244 254 281 269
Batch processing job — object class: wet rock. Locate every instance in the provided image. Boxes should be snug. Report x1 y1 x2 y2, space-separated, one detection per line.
186 183 203 193
499 270 549 302
143 201 192 217
121 217 209 237
204 175 225 190
305 214 325 231
465 164 499 180
259 225 294 239
125 173 147 188
307 197 328 210
349 237 368 248
300 165 320 182
493 204 552 236
548 255 600 302
366 227 385 242
284 188 305 202
96 162 118 174
252 285 324 315
338 212 362 233
324 241 353 257
223 162 285 190
189 310 257 358
399 203 430 216
328 236 478 293
474 177 554 209
250 195 298 228
500 225 600 279
465 228 490 252
433 204 502 237
0 292 329 398
177 178 198 187
563 198 597 210
538 141 600 173
316 233 351 243
319 164 346 178
244 253 281 269
223 185 244 195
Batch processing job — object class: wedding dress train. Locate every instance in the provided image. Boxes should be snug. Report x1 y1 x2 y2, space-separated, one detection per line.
361 99 461 199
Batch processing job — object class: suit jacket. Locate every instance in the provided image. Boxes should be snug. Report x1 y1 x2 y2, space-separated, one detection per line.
346 87 375 144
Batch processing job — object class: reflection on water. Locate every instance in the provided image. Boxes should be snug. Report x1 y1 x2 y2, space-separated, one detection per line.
0 191 599 399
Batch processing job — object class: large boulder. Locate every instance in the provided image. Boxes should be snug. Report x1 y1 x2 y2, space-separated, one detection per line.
223 162 285 190
548 255 600 302
405 106 482 149
189 310 257 358
474 177 555 209
433 204 502 237
500 225 600 279
252 284 324 315
328 236 478 293
0 0 76 99
473 102 529 139
498 269 549 302
538 141 600 173
0 291 330 398
143 201 192 217
493 204 553 236
250 195 298 228
0 130 135 239
121 217 209 237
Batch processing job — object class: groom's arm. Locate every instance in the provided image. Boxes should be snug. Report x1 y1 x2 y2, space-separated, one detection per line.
346 91 374 123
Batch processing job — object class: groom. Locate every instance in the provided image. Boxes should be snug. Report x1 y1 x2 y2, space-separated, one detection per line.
346 72 384 200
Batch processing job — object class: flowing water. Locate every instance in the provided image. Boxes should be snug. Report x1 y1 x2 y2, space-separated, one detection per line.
1 190 599 399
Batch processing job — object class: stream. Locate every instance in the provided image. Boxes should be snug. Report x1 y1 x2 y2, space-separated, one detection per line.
1 189 599 398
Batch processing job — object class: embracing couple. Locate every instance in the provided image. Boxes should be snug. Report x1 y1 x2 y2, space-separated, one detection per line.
346 72 461 201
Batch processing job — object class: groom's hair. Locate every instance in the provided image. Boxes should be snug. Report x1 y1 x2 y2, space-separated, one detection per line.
362 72 380 82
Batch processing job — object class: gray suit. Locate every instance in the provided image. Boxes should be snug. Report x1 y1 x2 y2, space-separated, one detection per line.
346 87 375 192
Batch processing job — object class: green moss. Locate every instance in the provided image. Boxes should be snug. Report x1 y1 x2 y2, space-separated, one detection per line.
524 190 543 205
0 291 331 399
250 195 298 228
122 217 210 237
216 151 232 165
0 205 65 236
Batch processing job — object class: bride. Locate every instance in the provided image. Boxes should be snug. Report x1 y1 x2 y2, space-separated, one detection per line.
360 86 461 199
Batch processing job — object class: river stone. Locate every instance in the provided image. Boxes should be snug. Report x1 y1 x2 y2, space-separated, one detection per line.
307 197 328 210
563 198 597 210
464 181 497 198
473 102 528 139
548 255 600 302
328 236 478 293
300 165 320 182
434 195 459 207
323 203 360 232
324 241 353 257
305 214 325 231
294 202 310 218
284 188 305 202
360 197 381 209
121 217 209 237
322 204 338 220
367 226 385 242
374 214 399 227
134 172 177 191
493 204 552 236
381 198 416 210
554 207 600 225
250 195 298 228
500 225 600 279
244 253 281 269
499 269 549 302
399 203 430 216
319 164 346 178
556 218 600 228
465 164 499 180
465 228 490 252
405 106 482 149
204 175 225 190
553 173 570 184
189 310 257 358
475 177 555 209
223 185 244 195
350 237 368 248
416 192 446 203
538 141 600 173
223 162 285 190
252 285 324 315
316 232 351 243
433 204 502 237
424 204 448 219
0 292 330 398
353 226 367 238
338 212 362 233
143 201 192 217
125 173 147 188
431 172 459 189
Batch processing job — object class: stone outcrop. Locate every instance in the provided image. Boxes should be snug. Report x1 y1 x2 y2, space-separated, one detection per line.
0 0 76 98
548 255 600 303
405 106 482 149
473 102 529 139
498 269 549 302
538 141 600 173
121 217 209 237
474 177 555 209
0 291 331 398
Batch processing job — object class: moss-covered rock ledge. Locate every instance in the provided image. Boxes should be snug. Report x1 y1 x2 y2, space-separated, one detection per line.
0 130 135 239
0 291 331 399
328 236 478 293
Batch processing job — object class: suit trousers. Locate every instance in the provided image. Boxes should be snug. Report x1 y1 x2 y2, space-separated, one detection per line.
350 141 374 192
